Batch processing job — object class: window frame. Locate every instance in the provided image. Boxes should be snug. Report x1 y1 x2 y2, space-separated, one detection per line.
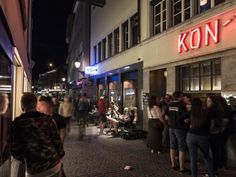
178 58 221 92
114 28 120 55
122 21 129 51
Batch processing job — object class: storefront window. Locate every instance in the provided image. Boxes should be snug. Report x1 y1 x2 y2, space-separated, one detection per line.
178 58 221 92
0 50 12 177
123 80 136 109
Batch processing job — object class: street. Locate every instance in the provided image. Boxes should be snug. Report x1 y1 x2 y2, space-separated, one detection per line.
63 123 191 177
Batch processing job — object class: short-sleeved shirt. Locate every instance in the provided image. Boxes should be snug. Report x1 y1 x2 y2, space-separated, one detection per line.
52 113 66 130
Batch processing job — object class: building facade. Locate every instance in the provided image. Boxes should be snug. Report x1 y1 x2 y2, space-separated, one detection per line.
90 0 236 163
66 1 92 100
0 0 32 176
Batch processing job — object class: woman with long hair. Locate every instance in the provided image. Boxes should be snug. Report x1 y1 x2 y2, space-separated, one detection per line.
186 98 214 177
206 95 224 176
147 96 164 154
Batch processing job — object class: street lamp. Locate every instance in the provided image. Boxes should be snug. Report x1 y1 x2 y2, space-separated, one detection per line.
49 63 53 67
62 77 66 82
74 61 85 76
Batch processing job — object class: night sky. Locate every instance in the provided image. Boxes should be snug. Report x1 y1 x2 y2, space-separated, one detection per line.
32 0 73 82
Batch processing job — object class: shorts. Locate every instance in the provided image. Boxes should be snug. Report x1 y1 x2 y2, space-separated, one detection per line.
169 128 187 152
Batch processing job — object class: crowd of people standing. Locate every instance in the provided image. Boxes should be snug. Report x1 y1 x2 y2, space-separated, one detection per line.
146 91 235 177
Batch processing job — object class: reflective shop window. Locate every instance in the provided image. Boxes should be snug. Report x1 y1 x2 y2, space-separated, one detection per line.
0 50 12 177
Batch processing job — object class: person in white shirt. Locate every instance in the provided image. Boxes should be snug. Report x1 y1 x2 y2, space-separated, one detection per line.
147 96 164 154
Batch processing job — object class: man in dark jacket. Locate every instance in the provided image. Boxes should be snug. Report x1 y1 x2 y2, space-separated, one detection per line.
168 91 189 174
11 93 64 177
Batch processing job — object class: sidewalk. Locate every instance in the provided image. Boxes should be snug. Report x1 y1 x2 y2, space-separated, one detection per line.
63 123 236 177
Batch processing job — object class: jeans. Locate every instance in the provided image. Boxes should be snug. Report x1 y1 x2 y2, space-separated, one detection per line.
187 133 214 177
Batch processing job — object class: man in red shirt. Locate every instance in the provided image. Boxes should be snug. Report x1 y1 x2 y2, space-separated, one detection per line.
98 96 107 134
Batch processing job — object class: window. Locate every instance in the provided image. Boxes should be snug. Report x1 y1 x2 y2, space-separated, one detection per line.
131 13 140 45
199 0 225 13
152 0 167 35
108 33 113 57
178 58 221 92
98 42 102 63
102 38 106 60
114 28 119 54
93 45 97 64
172 0 192 26
122 21 129 50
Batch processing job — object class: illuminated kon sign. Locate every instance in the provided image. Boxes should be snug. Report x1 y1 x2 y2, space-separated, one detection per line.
178 19 220 53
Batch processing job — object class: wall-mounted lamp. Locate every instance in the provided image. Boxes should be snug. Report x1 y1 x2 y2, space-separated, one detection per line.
74 61 85 76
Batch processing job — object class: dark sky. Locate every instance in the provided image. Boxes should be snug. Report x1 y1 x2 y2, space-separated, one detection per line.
32 0 73 82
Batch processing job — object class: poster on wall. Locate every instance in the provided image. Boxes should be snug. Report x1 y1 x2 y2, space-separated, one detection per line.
142 92 149 105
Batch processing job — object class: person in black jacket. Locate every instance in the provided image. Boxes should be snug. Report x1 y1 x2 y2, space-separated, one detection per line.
11 93 64 177
168 91 189 173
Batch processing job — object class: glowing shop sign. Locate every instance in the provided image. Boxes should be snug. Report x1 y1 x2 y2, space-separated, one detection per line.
178 19 220 53
85 66 98 75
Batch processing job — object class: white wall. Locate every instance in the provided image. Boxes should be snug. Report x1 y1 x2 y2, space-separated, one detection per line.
91 0 138 64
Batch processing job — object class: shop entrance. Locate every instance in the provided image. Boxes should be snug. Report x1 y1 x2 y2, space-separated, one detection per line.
150 69 167 98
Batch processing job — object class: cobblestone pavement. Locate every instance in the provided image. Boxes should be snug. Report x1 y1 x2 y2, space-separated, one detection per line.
63 123 236 177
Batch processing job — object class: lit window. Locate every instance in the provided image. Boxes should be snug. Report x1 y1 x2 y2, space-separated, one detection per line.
199 0 225 13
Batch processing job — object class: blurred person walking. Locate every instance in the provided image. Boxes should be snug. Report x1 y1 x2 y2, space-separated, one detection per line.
78 93 91 127
11 93 64 177
59 96 74 134
168 91 189 174
37 96 66 142
147 96 164 154
52 96 60 114
186 98 214 177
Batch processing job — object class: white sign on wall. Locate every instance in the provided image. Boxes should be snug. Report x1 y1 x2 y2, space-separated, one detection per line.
85 66 98 75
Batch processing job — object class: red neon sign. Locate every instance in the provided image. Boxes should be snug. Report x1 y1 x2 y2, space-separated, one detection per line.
178 19 220 53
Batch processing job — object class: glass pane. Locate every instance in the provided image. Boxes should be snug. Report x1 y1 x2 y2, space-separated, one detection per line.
213 75 221 90
184 8 191 20
163 21 166 31
215 0 225 6
163 10 166 21
183 78 190 91
0 51 12 177
155 14 161 24
163 0 166 10
191 64 199 77
174 1 181 14
182 66 190 78
201 61 211 76
185 0 191 8
213 59 221 75
174 13 182 25
191 77 200 91
201 76 211 90
154 25 161 34
154 4 161 14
